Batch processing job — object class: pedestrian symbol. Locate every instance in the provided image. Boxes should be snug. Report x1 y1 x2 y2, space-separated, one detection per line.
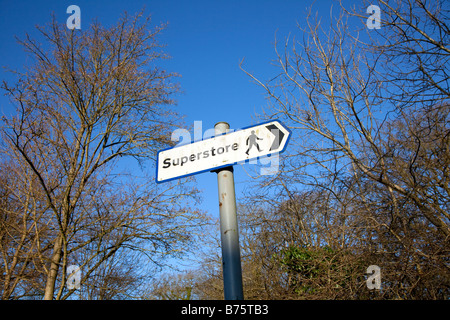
245 130 263 155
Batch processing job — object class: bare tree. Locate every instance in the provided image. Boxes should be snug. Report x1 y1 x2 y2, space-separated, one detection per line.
1 11 207 300
0 160 51 299
238 0 449 299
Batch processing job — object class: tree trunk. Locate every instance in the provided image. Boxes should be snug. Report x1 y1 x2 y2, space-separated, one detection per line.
43 235 63 300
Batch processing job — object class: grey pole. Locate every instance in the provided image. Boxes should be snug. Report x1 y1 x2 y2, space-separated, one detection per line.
214 122 244 300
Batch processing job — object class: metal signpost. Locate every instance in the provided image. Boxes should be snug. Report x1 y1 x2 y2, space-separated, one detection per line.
156 120 291 300
213 122 243 300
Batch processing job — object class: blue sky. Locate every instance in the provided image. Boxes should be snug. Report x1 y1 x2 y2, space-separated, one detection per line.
0 0 355 262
